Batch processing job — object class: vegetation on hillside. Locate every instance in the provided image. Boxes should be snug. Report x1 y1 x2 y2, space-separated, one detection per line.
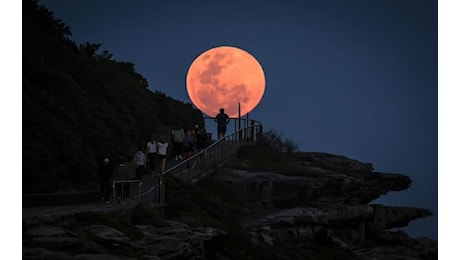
23 0 204 193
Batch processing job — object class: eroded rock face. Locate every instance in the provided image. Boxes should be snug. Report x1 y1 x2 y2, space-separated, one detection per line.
298 152 375 173
218 165 412 208
371 204 433 229
23 212 218 260
217 152 436 260
23 152 436 259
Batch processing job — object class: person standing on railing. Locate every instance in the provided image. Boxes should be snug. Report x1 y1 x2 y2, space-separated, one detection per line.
171 124 185 160
146 137 157 174
157 135 169 174
215 108 230 139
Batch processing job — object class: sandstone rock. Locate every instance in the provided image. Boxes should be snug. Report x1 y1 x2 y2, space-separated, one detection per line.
77 224 130 242
371 204 433 229
297 152 374 173
216 157 435 260
247 207 328 227
23 208 219 260
329 204 374 221
25 224 73 237
22 151 436 260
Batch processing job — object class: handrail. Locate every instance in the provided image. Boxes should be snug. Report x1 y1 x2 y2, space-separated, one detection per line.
137 121 262 204
203 116 263 138
112 180 143 207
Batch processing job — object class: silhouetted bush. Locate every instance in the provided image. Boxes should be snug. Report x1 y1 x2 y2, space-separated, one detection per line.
259 129 299 154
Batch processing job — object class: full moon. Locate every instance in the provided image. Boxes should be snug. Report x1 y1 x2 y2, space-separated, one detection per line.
186 46 265 118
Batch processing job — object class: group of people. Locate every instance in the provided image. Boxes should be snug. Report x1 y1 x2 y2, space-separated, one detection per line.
170 124 208 161
98 123 211 204
98 108 231 204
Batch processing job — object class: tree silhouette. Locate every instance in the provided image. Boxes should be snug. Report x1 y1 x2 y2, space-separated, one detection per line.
23 0 204 193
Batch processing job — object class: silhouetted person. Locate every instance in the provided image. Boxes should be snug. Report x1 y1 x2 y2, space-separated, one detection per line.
133 147 146 180
171 124 185 160
193 124 200 151
146 137 157 173
157 136 169 173
215 108 230 139
184 128 195 159
195 126 207 151
99 157 112 203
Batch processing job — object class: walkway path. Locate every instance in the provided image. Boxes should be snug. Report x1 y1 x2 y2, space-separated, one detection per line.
22 157 186 219
23 123 261 219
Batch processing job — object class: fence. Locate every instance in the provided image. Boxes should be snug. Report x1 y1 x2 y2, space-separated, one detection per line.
141 120 263 204
111 180 143 207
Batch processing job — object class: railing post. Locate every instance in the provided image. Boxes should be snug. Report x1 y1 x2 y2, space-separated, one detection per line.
203 149 207 173
159 176 165 204
137 182 142 202
121 183 125 201
250 120 255 142
221 138 225 163
129 183 133 200
112 181 116 207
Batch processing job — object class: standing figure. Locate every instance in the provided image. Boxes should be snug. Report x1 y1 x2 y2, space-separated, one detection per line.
215 108 230 139
113 156 129 202
133 147 146 180
183 128 195 159
193 124 200 151
99 157 112 203
171 124 185 160
157 136 169 174
146 137 157 173
195 126 207 151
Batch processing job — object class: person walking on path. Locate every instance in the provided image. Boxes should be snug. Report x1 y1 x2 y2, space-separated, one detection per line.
157 136 169 174
171 124 185 160
215 108 230 139
146 137 157 173
133 147 146 180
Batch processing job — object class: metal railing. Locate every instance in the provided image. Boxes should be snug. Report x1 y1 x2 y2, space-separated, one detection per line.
141 121 263 204
112 180 143 207
203 116 263 141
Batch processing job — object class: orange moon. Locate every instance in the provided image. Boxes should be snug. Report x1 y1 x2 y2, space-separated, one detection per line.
186 46 265 118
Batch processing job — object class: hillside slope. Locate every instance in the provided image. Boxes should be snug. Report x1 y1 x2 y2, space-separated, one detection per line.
23 0 204 193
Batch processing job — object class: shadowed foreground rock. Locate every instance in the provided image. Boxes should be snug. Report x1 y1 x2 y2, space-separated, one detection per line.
219 152 437 259
22 152 436 259
23 208 218 260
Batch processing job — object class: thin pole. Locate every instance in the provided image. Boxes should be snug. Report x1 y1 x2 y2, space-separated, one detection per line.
159 176 165 204
238 102 241 140
112 182 115 207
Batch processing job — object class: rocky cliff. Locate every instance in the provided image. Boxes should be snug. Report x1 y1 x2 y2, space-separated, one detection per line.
218 152 437 259
22 151 437 259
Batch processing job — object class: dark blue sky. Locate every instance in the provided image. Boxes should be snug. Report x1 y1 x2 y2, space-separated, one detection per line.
39 0 438 239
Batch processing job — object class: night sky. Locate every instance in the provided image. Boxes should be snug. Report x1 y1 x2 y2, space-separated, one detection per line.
37 0 438 240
